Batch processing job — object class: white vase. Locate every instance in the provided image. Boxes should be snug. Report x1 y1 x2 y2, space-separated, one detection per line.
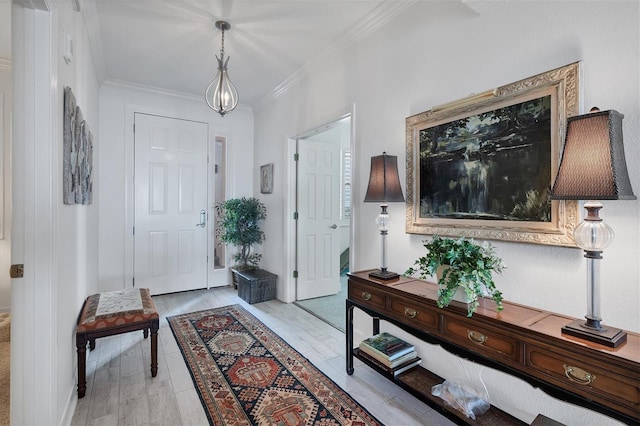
436 265 483 304
452 286 473 303
435 265 448 283
437 266 467 302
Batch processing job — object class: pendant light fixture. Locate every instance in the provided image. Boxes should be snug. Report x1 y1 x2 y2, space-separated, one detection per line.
205 20 238 117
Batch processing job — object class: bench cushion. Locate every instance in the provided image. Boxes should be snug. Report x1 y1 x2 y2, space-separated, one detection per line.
77 288 158 333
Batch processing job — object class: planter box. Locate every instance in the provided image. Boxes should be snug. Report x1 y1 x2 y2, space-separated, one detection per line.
236 269 277 304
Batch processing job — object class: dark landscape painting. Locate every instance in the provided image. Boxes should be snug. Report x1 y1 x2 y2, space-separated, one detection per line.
419 95 552 222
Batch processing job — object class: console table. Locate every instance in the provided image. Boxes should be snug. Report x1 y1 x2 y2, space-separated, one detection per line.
345 270 639 425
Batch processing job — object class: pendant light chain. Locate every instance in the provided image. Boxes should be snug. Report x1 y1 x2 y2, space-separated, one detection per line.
220 26 225 57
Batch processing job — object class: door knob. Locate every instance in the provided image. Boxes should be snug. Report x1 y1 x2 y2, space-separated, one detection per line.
329 224 338 229
196 210 206 227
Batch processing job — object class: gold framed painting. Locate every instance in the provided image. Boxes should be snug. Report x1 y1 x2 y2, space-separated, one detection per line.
405 63 580 247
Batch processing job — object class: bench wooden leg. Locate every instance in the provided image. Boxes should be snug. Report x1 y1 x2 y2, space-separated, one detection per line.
76 333 87 398
150 318 159 377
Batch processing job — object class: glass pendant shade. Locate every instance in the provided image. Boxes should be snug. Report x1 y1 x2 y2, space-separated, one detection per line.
205 54 238 116
205 21 238 117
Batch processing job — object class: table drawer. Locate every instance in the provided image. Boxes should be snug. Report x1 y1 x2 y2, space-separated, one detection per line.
526 344 640 418
348 280 387 312
388 295 439 333
442 315 520 362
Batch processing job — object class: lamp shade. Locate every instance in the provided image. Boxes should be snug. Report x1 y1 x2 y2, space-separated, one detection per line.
364 152 405 203
551 109 636 200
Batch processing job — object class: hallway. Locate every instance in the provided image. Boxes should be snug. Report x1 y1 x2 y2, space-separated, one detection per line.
71 286 453 425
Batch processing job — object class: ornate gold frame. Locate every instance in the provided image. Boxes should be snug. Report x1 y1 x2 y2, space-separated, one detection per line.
405 63 579 247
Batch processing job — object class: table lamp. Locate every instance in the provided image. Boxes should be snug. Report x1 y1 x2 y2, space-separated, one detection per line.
364 152 405 280
551 108 636 347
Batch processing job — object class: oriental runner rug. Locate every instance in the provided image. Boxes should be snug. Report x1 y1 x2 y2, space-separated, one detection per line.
167 305 381 426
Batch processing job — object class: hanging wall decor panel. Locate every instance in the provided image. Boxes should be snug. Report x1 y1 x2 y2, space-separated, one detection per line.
63 86 93 205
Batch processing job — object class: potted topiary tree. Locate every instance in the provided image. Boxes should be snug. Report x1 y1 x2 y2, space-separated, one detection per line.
405 235 505 317
215 197 267 285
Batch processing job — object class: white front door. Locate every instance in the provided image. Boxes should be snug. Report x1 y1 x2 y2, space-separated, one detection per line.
134 113 208 294
296 139 341 300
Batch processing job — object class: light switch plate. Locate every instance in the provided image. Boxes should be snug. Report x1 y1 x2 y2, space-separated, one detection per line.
63 30 73 64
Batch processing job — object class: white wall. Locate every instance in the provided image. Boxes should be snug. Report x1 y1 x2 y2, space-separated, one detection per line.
11 1 100 423
0 65 11 312
98 83 254 292
55 2 101 422
253 1 639 424
0 0 11 313
54 2 100 421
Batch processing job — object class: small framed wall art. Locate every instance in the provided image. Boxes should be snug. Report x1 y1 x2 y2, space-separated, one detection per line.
260 163 274 194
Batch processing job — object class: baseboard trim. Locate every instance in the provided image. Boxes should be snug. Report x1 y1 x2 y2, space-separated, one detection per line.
59 376 78 426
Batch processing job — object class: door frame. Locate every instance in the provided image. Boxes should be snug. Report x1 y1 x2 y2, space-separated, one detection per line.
284 105 356 303
124 106 211 289
11 2 59 424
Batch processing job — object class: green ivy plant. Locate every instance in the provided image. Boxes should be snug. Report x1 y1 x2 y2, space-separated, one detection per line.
405 236 505 317
215 197 267 270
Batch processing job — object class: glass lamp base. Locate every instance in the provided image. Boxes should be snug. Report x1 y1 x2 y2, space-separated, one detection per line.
369 269 399 281
561 319 627 348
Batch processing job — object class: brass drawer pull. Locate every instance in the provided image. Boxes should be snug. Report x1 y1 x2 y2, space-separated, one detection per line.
404 308 418 319
361 292 372 301
468 330 487 345
563 364 596 385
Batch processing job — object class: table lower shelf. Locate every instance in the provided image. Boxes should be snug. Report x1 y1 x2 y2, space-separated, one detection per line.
353 348 526 426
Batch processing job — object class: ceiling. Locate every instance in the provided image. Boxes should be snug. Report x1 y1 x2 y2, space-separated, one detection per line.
84 0 420 108
1 1 488 108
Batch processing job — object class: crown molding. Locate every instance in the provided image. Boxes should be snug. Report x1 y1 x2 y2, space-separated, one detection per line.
254 0 417 111
103 79 204 102
102 79 252 112
13 0 53 11
461 0 505 15
0 58 11 72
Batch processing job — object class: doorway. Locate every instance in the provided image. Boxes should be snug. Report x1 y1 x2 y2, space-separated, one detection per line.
294 115 352 331
133 113 209 294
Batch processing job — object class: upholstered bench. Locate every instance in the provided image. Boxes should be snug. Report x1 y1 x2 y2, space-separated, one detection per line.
76 288 159 398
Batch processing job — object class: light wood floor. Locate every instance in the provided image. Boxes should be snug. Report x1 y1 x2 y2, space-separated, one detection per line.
71 286 455 426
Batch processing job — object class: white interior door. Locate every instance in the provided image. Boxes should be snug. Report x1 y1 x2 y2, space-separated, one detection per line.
297 139 341 300
134 113 208 294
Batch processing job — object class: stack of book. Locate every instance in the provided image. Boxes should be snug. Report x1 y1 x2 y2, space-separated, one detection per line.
358 332 421 377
